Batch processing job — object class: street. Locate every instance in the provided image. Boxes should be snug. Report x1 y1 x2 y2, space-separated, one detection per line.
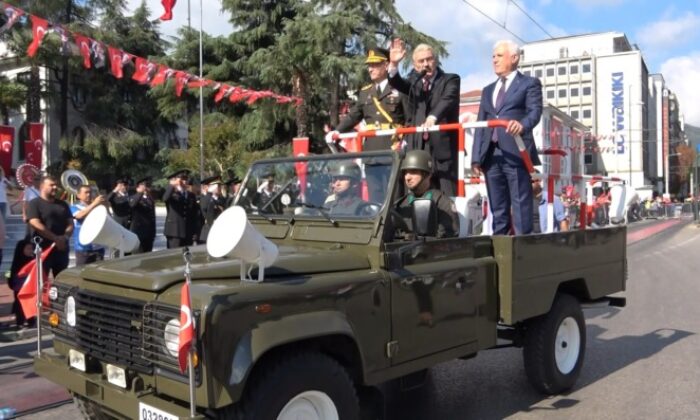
2 218 699 419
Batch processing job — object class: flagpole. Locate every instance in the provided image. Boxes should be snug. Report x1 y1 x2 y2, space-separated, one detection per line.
33 236 43 356
183 248 197 417
198 0 205 180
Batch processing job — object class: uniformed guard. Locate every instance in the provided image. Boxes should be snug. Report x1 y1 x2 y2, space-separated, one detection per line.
199 175 227 243
107 177 131 229
163 169 198 248
129 176 156 253
325 162 372 217
395 150 459 238
224 176 242 208
331 48 405 202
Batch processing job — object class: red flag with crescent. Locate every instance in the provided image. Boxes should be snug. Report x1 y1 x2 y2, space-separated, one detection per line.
174 72 191 97
150 65 174 87
214 84 234 103
160 0 177 21
25 123 43 167
108 46 126 78
178 282 194 373
132 57 157 84
27 16 49 57
17 244 55 319
0 125 13 176
74 34 92 69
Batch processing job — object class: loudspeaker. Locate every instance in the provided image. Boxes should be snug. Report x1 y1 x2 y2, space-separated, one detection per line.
609 184 627 224
79 205 140 253
206 206 279 282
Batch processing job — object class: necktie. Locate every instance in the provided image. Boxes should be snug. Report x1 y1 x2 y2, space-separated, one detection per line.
492 77 507 142
376 85 382 97
422 78 430 140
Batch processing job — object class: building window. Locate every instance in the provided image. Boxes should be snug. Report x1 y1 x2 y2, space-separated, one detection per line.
583 109 592 119
570 65 579 74
558 89 566 98
559 47 568 58
558 66 567 76
535 69 543 78
571 110 579 119
585 154 593 165
546 90 555 99
583 86 592 96
582 63 591 73
546 67 555 77
571 88 579 97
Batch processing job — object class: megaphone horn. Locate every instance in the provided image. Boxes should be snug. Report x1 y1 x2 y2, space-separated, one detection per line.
206 206 279 282
79 206 140 254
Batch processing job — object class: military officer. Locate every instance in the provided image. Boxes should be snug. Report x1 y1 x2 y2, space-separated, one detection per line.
163 169 198 248
199 175 227 243
225 176 242 208
329 48 405 202
129 177 156 253
107 177 131 229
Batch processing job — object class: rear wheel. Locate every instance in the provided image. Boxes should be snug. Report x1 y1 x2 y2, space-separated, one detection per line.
221 351 359 420
523 293 586 394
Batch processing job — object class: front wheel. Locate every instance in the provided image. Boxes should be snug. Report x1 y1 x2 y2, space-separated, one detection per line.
523 293 586 394
221 351 359 420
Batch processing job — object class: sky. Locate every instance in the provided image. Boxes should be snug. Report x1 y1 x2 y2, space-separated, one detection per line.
127 0 700 126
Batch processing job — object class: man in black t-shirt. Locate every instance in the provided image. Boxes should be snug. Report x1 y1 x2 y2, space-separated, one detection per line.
26 175 74 276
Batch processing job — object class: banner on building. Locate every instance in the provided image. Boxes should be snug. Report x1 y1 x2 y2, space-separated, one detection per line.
0 125 14 176
25 123 44 168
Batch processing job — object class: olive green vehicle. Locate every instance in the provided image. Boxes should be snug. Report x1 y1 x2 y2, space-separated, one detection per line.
34 151 627 420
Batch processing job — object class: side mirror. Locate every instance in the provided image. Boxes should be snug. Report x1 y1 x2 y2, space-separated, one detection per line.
412 198 437 238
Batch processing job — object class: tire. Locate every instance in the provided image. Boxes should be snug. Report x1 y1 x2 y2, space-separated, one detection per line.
73 394 114 420
221 351 359 420
523 293 586 395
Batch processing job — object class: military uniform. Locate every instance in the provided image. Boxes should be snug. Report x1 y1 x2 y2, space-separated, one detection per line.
163 170 198 248
108 178 131 229
336 48 405 203
395 189 459 238
199 176 227 243
129 177 156 253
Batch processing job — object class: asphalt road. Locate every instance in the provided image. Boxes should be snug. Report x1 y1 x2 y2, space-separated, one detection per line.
11 220 700 419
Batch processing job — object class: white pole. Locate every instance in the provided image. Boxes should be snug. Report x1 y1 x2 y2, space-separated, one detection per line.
34 237 43 355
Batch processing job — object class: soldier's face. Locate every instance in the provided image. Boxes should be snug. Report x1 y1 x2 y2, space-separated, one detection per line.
367 62 388 82
404 169 428 192
332 176 352 195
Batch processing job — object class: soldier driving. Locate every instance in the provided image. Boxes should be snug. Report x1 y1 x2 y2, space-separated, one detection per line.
325 162 372 217
329 48 405 202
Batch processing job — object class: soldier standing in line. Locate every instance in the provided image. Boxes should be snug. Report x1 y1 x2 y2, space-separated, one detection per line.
163 170 197 248
199 176 227 244
129 177 156 253
225 176 242 208
107 178 131 229
327 48 405 202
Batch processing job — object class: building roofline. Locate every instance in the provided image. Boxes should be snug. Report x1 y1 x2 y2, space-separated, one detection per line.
524 31 626 46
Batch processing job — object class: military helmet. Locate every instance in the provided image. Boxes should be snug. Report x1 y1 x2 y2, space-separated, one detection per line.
401 150 433 173
331 161 362 180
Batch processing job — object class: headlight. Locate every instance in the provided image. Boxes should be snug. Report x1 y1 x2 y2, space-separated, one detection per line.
65 296 76 327
163 318 180 357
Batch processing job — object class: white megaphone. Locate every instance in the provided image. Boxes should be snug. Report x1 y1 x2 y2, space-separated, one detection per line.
206 206 279 283
79 205 140 256
609 184 627 225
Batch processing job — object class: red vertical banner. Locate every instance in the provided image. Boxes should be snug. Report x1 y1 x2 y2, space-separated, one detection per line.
26 123 44 168
292 137 309 196
549 117 562 176
0 126 14 176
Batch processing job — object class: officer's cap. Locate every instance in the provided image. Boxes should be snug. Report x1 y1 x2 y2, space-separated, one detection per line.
166 169 190 180
225 176 242 186
201 175 223 185
136 176 152 186
365 48 389 64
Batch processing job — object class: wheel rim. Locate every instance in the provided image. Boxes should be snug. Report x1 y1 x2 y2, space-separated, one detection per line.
277 390 339 420
555 316 581 374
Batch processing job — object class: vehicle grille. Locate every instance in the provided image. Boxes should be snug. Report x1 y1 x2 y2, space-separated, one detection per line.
44 283 75 342
76 290 152 373
142 302 181 372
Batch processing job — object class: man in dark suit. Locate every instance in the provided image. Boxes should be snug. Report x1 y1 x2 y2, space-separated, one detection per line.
329 48 404 202
163 170 197 248
129 177 156 253
199 175 227 244
388 40 460 195
107 178 131 229
471 40 543 235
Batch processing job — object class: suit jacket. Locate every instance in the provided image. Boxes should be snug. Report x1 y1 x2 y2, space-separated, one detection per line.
162 185 197 239
388 67 460 161
129 192 156 241
336 81 405 151
199 193 226 242
472 72 543 168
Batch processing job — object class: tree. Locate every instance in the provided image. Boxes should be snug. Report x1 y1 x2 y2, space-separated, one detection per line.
0 75 27 125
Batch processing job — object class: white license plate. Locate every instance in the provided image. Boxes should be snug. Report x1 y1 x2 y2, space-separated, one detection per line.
138 402 178 420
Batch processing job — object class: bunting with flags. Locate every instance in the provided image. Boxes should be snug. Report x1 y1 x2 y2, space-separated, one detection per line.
74 34 92 69
108 46 127 78
27 15 49 57
17 244 55 319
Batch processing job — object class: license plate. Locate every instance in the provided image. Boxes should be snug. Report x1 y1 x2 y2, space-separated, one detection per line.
138 402 178 420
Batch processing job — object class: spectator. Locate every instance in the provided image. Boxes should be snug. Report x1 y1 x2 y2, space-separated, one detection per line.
70 185 106 266
8 239 36 328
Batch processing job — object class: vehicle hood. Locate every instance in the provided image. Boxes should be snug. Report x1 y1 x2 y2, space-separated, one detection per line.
78 244 370 292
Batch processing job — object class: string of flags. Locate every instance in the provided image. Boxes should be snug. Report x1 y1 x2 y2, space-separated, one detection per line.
0 2 302 106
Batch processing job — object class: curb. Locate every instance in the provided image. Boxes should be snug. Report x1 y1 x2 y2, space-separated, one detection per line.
0 327 45 343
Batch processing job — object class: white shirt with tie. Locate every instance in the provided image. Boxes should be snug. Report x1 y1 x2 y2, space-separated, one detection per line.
491 71 517 108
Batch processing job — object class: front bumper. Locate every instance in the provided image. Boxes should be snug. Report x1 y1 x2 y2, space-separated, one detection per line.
34 349 206 420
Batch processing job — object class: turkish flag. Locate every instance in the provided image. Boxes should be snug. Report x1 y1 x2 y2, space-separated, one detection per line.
74 34 92 69
108 46 125 78
174 72 191 97
293 137 309 197
178 282 194 373
0 125 14 176
214 84 233 103
228 88 250 104
27 16 49 57
17 244 55 319
160 0 177 21
132 57 156 84
25 123 43 168
187 77 211 89
150 65 174 87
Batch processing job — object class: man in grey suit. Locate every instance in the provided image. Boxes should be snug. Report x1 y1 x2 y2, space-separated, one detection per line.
471 40 543 235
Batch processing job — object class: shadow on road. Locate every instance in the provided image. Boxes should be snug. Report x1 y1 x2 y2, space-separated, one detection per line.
384 325 693 420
